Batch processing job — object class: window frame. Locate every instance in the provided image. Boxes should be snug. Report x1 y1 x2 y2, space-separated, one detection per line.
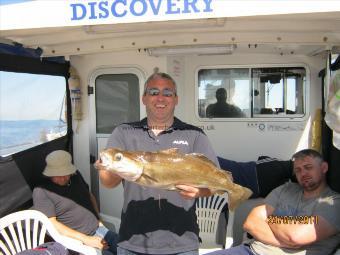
195 63 310 122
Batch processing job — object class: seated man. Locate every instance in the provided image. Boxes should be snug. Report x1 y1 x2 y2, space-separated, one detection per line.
208 149 340 255
33 150 118 255
206 88 245 118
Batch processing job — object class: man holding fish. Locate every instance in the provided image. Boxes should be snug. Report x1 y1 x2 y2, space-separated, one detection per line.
96 71 248 255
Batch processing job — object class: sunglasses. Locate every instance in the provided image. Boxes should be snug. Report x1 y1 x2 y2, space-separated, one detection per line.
145 88 176 97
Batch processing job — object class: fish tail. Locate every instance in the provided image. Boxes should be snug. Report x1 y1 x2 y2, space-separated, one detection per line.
228 193 238 211
228 187 253 211
214 190 225 195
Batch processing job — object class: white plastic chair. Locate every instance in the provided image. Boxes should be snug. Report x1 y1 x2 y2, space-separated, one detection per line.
196 193 231 254
231 198 264 246
0 209 97 255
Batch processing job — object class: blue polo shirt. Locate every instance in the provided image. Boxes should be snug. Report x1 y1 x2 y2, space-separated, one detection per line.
106 117 219 254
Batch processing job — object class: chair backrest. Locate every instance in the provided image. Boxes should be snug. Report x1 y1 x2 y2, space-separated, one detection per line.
0 210 56 254
196 193 229 248
231 198 264 246
0 209 97 255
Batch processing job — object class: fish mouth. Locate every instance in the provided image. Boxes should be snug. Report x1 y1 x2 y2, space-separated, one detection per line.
99 152 112 167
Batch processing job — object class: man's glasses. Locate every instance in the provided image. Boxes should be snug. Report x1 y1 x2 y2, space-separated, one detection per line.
145 88 176 97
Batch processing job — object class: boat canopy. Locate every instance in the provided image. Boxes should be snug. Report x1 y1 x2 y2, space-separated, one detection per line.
1 0 340 31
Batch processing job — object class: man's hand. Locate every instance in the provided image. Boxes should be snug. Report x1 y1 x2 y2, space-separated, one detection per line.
268 214 337 247
243 205 290 248
83 235 108 250
176 185 213 199
50 217 109 250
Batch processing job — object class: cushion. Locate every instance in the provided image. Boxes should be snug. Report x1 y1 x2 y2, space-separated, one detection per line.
217 157 259 198
217 156 294 199
256 156 293 197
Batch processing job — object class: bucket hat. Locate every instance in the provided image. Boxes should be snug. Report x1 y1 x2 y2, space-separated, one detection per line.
43 150 77 177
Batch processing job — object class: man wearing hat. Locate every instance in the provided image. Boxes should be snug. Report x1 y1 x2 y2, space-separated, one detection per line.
33 150 118 255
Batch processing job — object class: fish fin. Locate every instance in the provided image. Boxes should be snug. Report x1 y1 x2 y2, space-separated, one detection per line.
210 189 224 195
141 172 159 183
106 147 123 151
159 148 179 154
220 169 233 179
189 153 217 166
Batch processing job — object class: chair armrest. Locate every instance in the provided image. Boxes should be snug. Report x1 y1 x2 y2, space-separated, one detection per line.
30 210 97 255
54 235 97 255
225 210 234 248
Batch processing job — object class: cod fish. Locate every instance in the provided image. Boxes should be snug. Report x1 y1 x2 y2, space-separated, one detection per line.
98 147 252 210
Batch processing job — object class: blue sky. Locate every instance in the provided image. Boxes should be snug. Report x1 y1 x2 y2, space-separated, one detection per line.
0 71 66 120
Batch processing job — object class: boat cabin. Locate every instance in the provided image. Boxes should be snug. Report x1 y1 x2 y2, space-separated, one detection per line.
0 0 339 249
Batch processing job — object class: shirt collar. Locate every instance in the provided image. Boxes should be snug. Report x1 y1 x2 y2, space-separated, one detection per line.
133 117 185 131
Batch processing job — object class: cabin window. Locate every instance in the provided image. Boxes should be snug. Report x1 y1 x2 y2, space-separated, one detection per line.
198 68 250 118
0 71 67 156
252 67 306 117
95 73 140 134
197 66 306 119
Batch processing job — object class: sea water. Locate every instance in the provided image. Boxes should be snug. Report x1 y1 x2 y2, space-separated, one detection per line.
0 120 66 156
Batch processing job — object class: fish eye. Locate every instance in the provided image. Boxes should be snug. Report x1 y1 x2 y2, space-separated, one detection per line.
114 153 123 161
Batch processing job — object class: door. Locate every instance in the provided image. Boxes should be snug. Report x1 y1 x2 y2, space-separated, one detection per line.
89 67 145 230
